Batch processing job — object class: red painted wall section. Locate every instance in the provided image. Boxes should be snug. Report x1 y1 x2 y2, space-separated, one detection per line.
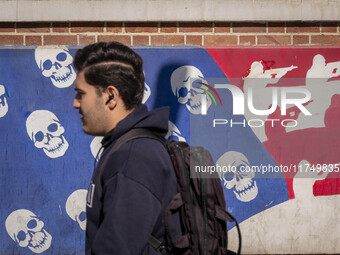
207 47 340 199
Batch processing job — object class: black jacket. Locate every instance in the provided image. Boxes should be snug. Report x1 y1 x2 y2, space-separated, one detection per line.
85 105 181 255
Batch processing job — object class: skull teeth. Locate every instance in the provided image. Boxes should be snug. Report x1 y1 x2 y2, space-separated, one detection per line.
43 136 69 158
28 230 52 253
233 181 258 202
189 101 202 110
52 68 71 83
30 231 47 249
235 179 253 192
46 140 64 153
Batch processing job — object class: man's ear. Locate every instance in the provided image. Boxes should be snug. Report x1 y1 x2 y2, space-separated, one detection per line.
105 86 119 109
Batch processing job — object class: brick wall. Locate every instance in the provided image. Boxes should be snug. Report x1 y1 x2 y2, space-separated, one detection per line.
0 22 339 46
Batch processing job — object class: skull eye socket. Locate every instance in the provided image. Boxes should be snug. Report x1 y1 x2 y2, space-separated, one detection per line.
79 211 86 222
223 171 234 181
236 163 249 174
43 60 52 71
34 131 44 142
47 123 58 132
27 219 37 229
56 52 67 62
192 79 203 89
17 230 26 241
236 164 244 172
178 87 188 98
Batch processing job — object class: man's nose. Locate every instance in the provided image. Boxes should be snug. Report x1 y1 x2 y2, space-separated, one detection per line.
73 98 80 109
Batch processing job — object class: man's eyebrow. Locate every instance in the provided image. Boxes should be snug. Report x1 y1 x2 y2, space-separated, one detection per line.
74 87 85 92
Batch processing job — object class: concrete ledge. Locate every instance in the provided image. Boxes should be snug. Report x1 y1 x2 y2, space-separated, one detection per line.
1 0 340 22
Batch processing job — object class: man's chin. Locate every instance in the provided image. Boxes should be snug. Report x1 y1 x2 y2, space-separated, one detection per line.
82 126 104 136
82 125 93 135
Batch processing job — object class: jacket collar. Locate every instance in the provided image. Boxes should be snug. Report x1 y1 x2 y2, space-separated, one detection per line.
101 104 170 149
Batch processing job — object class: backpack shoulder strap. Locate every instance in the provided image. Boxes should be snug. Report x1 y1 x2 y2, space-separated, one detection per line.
98 128 165 191
113 128 165 151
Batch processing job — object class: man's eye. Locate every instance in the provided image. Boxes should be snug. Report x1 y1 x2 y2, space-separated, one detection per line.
75 92 84 100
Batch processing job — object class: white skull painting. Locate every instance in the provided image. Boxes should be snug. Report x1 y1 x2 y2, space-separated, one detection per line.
165 121 186 142
216 151 258 202
90 136 104 161
35 46 76 88
0 84 8 118
142 83 151 104
170 65 212 115
5 209 52 254
26 110 69 158
66 189 87 231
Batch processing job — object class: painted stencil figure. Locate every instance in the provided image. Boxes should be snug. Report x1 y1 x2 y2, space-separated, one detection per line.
244 55 340 142
35 46 76 88
165 121 186 142
72 41 181 254
293 160 330 200
66 189 88 230
286 54 340 132
170 65 212 115
0 84 8 118
5 209 52 254
90 136 104 161
26 110 69 158
216 151 258 202
243 61 297 142
142 82 151 104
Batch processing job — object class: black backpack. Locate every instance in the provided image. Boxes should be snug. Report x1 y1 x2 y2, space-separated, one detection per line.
99 128 241 255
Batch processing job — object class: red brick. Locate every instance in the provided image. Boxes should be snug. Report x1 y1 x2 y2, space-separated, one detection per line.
79 35 96 45
239 36 256 45
179 22 213 33
286 22 320 33
268 22 285 33
98 35 131 45
133 35 149 45
233 22 266 33
125 22 158 33
106 22 123 33
160 22 177 33
257 35 291 45
17 22 50 33
204 35 237 46
0 23 15 33
293 35 309 45
186 35 202 45
151 35 184 45
321 22 338 33
71 22 104 33
214 22 231 33
0 35 24 45
52 23 70 33
311 35 340 45
44 35 77 45
26 36 42 46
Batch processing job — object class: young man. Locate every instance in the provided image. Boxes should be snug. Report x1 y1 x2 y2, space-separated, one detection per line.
73 42 180 255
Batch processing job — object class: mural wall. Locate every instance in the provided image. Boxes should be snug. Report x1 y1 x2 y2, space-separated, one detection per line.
0 46 339 254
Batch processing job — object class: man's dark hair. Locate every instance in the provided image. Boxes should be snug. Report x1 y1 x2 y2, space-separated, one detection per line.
73 41 145 110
